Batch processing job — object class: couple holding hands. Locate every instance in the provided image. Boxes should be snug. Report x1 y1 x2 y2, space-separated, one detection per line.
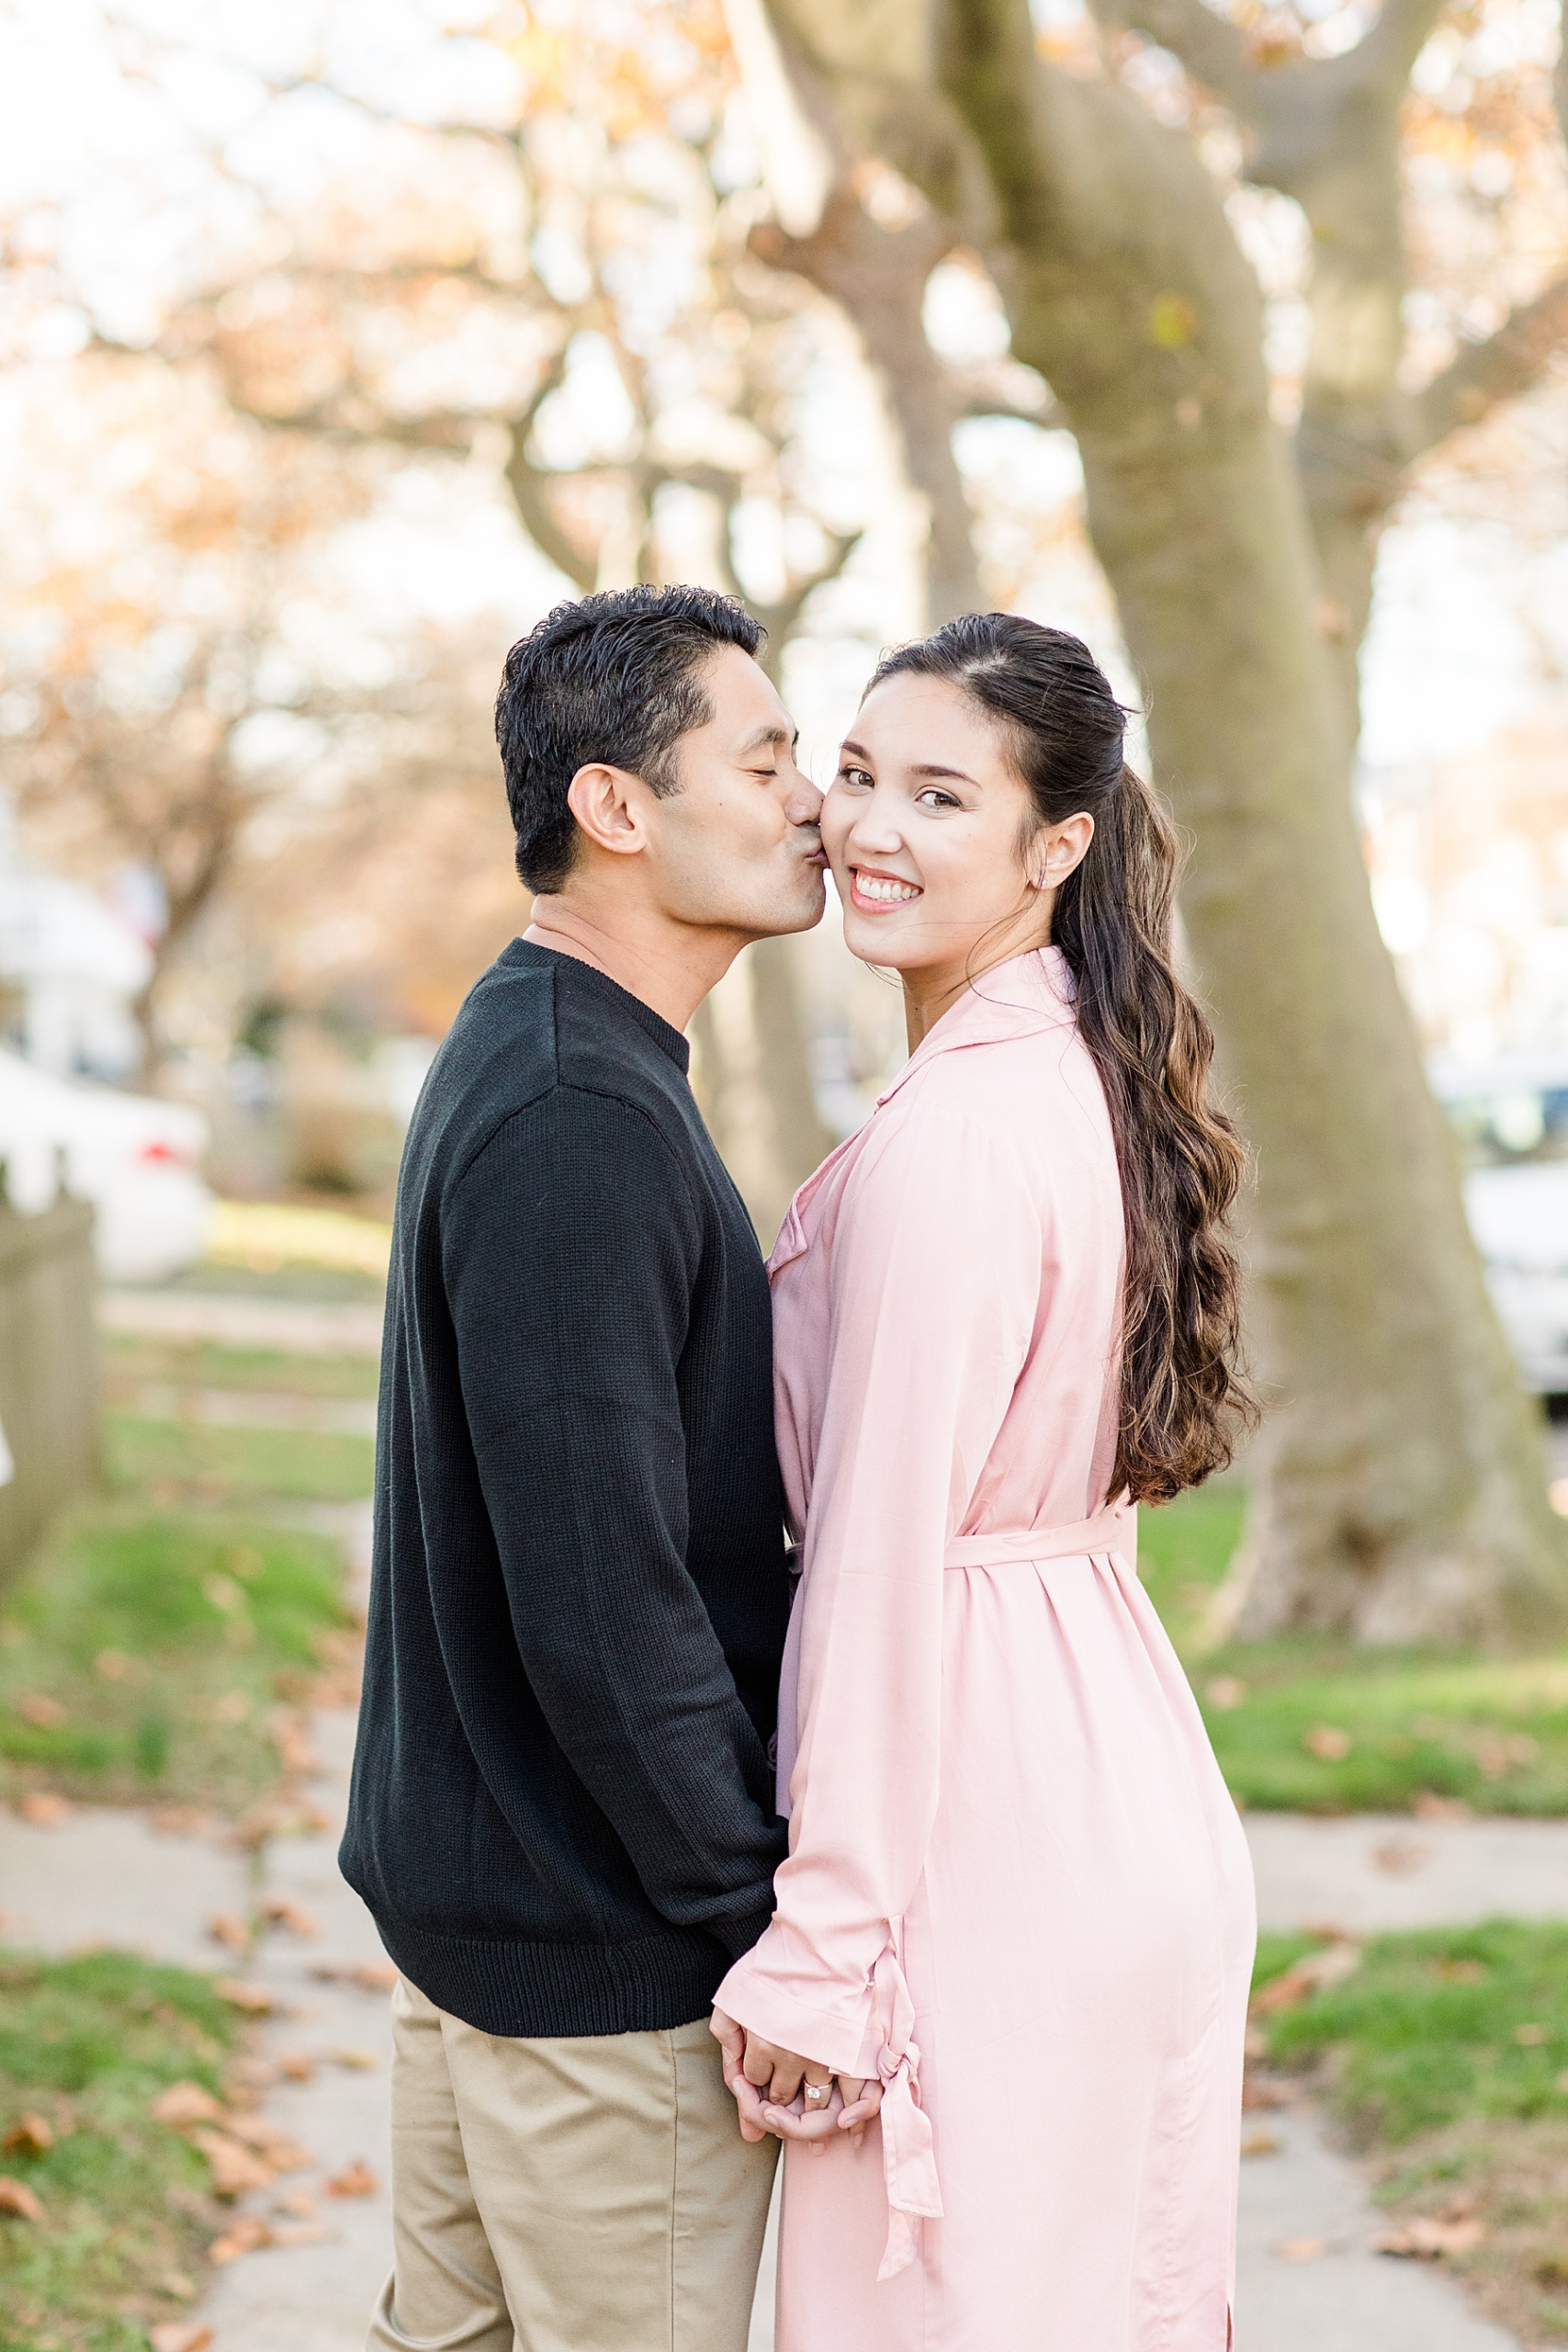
342 582 1257 2352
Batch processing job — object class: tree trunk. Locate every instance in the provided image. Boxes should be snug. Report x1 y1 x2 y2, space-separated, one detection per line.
753 182 983 624
763 0 1568 1644
691 939 836 1246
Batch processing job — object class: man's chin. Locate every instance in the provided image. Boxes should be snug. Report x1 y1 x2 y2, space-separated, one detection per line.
743 876 829 939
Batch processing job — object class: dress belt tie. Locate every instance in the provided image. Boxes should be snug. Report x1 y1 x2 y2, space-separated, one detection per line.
869 1935 942 2282
942 1497 1134 1570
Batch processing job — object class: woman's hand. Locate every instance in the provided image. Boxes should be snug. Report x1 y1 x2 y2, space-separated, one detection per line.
760 2075 883 2149
711 2008 841 2143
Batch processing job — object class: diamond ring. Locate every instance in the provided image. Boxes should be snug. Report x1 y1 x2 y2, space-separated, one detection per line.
804 2083 828 2103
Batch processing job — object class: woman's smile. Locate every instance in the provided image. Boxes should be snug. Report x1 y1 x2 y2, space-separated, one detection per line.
848 865 923 912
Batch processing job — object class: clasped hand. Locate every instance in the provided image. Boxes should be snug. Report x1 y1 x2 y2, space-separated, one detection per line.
710 2007 882 2152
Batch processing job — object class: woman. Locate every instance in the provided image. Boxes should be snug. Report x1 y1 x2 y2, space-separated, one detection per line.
711 615 1258 2350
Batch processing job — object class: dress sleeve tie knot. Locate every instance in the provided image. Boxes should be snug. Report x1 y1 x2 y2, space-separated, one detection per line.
871 1939 943 2282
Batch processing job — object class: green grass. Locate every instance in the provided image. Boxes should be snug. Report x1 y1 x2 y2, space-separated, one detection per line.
1141 1485 1568 1814
102 1333 379 1400
1251 1920 1568 2148
0 1508 353 1810
105 1415 374 1506
0 1948 238 2352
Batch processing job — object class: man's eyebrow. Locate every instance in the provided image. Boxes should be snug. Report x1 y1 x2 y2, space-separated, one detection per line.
736 720 794 754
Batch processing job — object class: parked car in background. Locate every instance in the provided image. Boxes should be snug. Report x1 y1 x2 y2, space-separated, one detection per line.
0 1048 210 1283
1429 1050 1568 1396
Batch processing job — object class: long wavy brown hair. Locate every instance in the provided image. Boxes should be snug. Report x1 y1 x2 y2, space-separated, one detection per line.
869 615 1258 1504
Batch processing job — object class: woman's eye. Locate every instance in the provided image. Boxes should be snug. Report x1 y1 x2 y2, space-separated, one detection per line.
915 788 961 810
837 764 873 788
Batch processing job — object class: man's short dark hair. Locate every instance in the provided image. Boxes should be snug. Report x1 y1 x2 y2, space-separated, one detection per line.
495 584 767 894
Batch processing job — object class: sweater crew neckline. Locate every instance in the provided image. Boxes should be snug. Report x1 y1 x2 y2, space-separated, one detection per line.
502 935 692 1076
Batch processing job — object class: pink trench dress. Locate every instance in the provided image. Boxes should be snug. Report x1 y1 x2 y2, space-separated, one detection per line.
716 946 1256 2351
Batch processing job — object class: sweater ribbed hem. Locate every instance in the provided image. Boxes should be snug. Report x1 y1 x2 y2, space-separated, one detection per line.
372 1912 770 2040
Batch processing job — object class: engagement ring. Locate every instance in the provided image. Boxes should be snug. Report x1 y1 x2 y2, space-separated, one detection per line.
804 2084 828 2103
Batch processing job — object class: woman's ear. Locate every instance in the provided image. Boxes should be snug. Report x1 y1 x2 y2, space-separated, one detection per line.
1029 810 1094 890
566 763 649 859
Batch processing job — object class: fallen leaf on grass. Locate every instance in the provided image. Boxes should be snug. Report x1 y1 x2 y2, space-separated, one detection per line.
324 2160 378 2199
0 2176 44 2221
208 1912 252 1953
214 1976 275 2014
1 2112 52 2155
220 2114 311 2170
280 2052 316 2083
1411 1792 1473 1822
191 2128 276 2197
1251 1940 1360 2017
152 2081 225 2128
149 2326 213 2352
311 1961 398 1993
260 1898 320 1939
1516 2022 1552 2046
159 2270 197 2300
1277 2237 1326 2262
16 1792 71 1826
207 1689 251 1725
1376 2214 1487 2257
1474 1732 1540 1778
16 1692 65 1728
1303 1724 1352 1761
327 2049 379 2071
209 2216 274 2263
232 1796 333 1849
267 1706 322 1779
1205 1677 1247 1711
1433 1959 1488 1984
149 1805 216 1838
1241 2068 1296 2109
93 1647 133 1681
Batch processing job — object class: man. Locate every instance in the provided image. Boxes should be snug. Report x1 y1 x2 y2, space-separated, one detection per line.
340 584 828 2351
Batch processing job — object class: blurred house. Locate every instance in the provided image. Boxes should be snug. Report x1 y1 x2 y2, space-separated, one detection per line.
0 800 210 1279
0 798 152 1083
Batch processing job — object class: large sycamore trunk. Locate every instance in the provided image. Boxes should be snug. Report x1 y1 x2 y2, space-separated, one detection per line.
765 0 1568 1644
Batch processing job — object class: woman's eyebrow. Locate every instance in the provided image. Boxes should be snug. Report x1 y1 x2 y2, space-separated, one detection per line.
912 763 978 785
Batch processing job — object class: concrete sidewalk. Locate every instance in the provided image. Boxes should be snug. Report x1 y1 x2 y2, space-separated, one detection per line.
100 1288 384 1357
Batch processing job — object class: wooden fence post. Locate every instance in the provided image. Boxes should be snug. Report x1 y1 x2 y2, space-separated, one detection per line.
0 1168 98 1589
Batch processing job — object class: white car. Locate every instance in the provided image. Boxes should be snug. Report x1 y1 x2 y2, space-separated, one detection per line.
0 1047 211 1283
1429 1050 1568 1395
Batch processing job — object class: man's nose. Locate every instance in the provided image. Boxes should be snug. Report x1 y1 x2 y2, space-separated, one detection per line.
785 767 824 825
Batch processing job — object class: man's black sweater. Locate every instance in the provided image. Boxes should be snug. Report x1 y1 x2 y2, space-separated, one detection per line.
340 939 791 2039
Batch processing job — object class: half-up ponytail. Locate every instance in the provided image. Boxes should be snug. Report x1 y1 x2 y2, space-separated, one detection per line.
868 615 1257 1504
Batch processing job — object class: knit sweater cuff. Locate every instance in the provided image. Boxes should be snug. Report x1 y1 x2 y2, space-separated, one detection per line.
712 1897 777 1964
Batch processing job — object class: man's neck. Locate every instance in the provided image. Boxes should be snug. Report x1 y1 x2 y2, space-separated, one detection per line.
524 897 743 1035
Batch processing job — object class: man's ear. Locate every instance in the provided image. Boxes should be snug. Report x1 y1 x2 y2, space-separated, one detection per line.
566 763 650 858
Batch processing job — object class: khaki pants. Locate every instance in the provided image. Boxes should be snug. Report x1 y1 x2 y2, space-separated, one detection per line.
369 1977 777 2352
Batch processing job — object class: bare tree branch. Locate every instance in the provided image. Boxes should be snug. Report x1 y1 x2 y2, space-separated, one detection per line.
1403 272 1568 459
1089 0 1252 112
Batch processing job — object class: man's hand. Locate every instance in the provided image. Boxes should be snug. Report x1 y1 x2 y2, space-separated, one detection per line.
710 2007 771 2144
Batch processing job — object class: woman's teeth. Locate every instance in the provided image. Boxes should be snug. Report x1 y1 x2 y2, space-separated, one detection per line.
855 874 921 904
